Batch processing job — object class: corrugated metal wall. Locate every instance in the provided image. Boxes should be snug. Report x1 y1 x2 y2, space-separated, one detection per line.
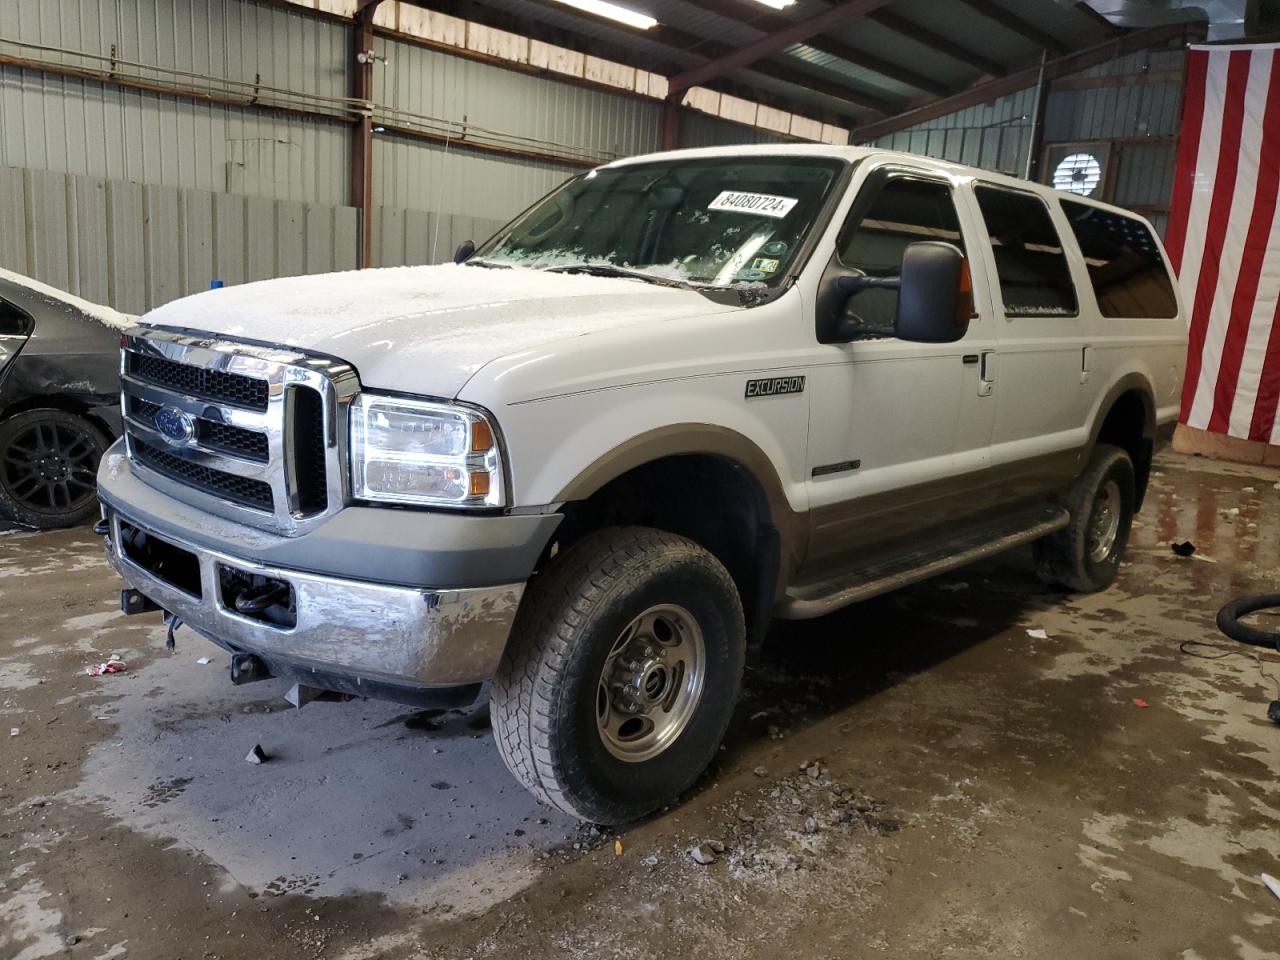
3 0 771 309
871 87 1039 177
871 47 1185 234
0 0 351 205
680 110 797 149
0 164 358 315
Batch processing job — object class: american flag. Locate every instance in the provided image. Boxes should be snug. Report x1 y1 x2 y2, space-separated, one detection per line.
1168 43 1280 444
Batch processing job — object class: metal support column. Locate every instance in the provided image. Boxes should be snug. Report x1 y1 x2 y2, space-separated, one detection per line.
351 0 382 268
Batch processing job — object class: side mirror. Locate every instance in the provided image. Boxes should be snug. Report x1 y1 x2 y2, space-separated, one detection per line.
454 240 475 264
894 241 972 343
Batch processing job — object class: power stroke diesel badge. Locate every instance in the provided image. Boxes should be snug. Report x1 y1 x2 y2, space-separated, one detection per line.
745 376 805 399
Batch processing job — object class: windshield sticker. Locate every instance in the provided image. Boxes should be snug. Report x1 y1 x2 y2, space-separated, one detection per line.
709 191 798 219
750 257 781 274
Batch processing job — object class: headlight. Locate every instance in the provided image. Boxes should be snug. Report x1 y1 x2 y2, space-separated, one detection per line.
349 394 505 508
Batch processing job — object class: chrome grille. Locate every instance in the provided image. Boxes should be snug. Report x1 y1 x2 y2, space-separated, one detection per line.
120 329 360 536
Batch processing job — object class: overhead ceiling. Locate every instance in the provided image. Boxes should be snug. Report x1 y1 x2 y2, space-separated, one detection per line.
403 0 1209 136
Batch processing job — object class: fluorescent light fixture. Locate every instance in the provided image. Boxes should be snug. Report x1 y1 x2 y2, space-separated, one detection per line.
550 0 657 29
749 0 797 8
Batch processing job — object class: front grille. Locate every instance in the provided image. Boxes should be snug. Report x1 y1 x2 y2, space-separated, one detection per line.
128 352 269 410
129 396 269 463
121 335 355 535
290 386 327 513
133 438 274 511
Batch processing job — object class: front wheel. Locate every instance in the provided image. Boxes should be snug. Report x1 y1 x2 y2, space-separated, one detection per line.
490 527 745 824
0 409 110 529
1034 443 1136 593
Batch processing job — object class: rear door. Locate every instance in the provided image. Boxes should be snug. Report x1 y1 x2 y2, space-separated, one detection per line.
967 184 1090 502
802 165 998 575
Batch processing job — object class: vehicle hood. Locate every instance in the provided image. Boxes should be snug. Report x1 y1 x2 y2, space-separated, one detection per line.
139 264 740 398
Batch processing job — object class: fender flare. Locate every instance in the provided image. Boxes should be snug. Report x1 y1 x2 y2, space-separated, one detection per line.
553 423 806 594
1084 371 1157 506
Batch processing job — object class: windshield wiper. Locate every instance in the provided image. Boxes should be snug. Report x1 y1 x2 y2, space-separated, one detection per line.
543 263 687 288
463 257 512 269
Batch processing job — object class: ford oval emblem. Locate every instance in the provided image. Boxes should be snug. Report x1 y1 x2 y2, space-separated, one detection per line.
153 406 195 444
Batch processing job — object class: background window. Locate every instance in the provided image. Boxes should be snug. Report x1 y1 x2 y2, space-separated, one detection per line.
1061 201 1178 319
838 177 965 335
975 186 1078 317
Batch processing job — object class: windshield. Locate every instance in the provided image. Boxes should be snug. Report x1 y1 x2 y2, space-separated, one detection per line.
472 156 847 290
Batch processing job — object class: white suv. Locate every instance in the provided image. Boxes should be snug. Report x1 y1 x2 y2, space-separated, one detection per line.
97 145 1186 824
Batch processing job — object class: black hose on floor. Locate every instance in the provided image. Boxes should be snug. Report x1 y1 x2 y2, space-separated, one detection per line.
1216 594 1280 650
1212 594 1280 724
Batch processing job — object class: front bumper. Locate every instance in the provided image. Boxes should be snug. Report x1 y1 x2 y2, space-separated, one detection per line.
98 447 559 695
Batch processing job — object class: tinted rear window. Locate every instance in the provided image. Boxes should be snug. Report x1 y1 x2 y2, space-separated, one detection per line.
1061 200 1178 319
974 186 1078 317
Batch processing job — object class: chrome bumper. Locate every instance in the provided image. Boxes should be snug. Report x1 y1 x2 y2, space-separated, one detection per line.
102 508 524 690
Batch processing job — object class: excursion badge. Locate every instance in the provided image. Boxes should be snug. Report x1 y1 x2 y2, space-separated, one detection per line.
745 376 805 398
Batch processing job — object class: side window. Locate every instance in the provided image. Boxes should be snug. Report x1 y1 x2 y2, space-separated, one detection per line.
1060 200 1177 319
974 186 1077 317
0 299 33 337
837 176 965 334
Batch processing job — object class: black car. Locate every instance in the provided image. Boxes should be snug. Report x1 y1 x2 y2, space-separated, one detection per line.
0 272 131 529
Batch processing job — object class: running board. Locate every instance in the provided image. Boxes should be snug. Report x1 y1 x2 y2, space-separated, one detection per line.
779 504 1070 620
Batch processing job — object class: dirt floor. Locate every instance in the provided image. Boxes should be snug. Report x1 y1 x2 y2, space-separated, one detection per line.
2 449 1280 960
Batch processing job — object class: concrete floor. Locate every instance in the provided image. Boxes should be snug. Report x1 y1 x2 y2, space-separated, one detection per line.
2 449 1279 960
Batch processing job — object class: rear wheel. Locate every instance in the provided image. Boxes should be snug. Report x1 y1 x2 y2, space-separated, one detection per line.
0 409 109 529
490 527 745 824
1034 443 1135 593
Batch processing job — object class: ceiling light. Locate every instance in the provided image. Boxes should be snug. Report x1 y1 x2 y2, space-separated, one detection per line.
550 0 657 29
749 0 797 8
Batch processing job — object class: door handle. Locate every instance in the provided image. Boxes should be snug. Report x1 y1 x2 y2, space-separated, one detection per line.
1081 345 1092 384
978 350 996 397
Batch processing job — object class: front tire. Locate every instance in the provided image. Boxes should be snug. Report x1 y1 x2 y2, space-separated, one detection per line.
490 527 745 824
1034 443 1135 593
0 409 110 529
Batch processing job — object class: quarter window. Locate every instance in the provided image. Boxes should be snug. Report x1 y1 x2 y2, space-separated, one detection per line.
1060 200 1177 319
974 186 1078 317
838 176 965 334
0 299 32 337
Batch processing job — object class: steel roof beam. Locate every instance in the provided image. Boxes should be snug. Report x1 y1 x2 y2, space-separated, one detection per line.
850 21 1198 141
952 0 1069 54
867 9 1008 77
666 0 897 95
679 0 949 96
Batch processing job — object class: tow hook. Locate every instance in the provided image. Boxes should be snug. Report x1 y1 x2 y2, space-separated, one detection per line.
120 588 160 616
230 653 272 685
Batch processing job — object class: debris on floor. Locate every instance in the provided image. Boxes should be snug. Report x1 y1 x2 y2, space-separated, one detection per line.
9 727 18 737
1171 540 1196 557
196 656 211 665
244 744 269 764
689 841 721 865
1263 873 1280 901
87 655 127 676
1133 698 1150 708
1027 628 1049 639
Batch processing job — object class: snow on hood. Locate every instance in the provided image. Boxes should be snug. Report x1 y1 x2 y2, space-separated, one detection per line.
0 268 136 332
139 263 738 398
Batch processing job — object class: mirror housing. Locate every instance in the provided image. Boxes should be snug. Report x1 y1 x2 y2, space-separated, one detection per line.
454 240 475 264
894 241 972 343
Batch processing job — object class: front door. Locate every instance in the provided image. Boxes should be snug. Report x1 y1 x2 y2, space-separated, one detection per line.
802 167 998 576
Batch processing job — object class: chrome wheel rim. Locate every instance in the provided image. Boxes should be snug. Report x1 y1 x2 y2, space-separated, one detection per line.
1087 479 1122 563
596 603 706 763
